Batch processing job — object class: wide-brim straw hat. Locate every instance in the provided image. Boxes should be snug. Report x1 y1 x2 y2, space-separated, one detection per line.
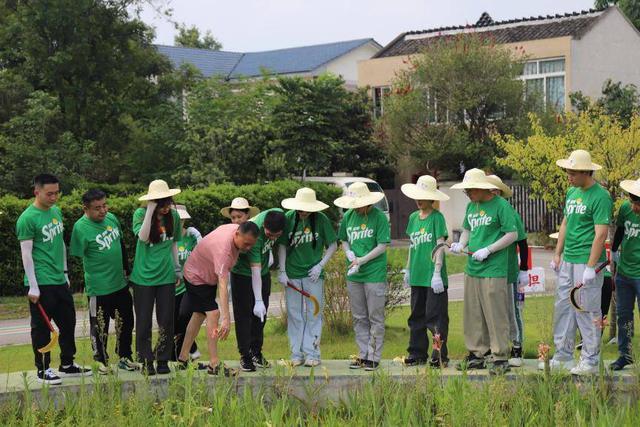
282 187 329 212
175 204 191 220
220 197 260 219
139 179 181 201
485 175 513 198
451 168 499 191
334 182 385 209
401 175 450 201
556 149 602 171
620 178 640 198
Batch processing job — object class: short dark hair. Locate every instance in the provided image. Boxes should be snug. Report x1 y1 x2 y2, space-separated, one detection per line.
33 174 59 188
229 208 250 215
82 189 107 206
264 210 286 233
239 221 260 237
630 193 640 202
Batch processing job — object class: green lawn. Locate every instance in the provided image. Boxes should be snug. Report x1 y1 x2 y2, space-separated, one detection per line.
2 295 636 374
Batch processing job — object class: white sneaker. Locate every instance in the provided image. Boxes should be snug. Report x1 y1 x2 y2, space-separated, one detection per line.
305 359 321 367
189 350 201 361
538 359 576 371
508 357 523 367
97 362 111 375
570 361 598 376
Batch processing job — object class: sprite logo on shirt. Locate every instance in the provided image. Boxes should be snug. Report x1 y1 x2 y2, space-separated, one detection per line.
467 210 493 231
346 224 374 242
263 238 275 254
42 218 64 243
409 227 433 248
566 198 587 215
290 227 320 247
178 245 190 262
96 225 121 251
624 220 640 239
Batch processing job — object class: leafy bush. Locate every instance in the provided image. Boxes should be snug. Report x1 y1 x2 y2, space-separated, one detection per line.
0 180 341 296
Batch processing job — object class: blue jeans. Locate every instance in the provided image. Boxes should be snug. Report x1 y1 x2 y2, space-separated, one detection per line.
286 277 324 361
615 273 640 359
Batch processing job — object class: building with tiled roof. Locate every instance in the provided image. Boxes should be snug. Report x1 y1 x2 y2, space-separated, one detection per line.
359 6 640 115
157 38 382 88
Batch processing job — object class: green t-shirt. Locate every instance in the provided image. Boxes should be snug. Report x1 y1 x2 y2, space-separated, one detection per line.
507 207 527 284
616 200 640 279
175 233 198 295
69 213 127 296
280 210 337 280
130 207 181 286
16 204 66 286
338 207 390 283
563 184 612 264
232 208 284 277
462 196 517 278
406 210 448 287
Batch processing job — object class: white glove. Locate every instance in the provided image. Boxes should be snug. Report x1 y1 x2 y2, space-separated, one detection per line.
550 259 559 272
402 269 410 288
278 270 289 286
449 242 463 254
345 250 356 262
253 300 267 322
268 251 274 268
582 267 596 285
611 251 619 263
472 247 491 262
64 272 70 287
27 286 41 299
175 268 183 281
309 264 323 282
431 274 445 294
186 227 202 241
518 271 529 290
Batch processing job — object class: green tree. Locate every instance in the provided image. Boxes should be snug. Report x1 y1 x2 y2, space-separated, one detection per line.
595 1 640 29
570 79 639 127
379 33 533 178
174 23 223 50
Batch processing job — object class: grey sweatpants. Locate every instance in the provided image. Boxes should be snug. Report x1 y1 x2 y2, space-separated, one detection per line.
347 281 386 363
552 261 604 366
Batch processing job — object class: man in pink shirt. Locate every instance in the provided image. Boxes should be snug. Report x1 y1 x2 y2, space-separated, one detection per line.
177 222 259 376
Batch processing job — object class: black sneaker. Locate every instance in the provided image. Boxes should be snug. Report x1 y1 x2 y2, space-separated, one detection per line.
489 361 511 375
349 358 366 369
610 356 633 371
58 363 92 377
142 361 156 376
240 356 256 372
251 353 271 368
37 368 62 385
429 359 449 368
156 361 171 375
118 357 140 371
208 363 238 377
403 356 427 366
176 359 208 371
508 346 523 367
456 353 486 371
364 360 380 371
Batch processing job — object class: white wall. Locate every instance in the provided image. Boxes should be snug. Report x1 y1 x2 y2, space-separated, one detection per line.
315 41 381 88
571 7 640 99
436 181 469 241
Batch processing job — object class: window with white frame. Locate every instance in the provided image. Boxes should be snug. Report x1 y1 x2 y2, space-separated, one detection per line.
373 86 391 118
521 58 566 110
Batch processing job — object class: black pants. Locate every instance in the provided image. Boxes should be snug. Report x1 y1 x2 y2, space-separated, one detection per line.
407 286 449 362
132 283 175 363
230 272 271 358
172 291 197 361
29 285 77 371
88 286 134 364
602 275 613 318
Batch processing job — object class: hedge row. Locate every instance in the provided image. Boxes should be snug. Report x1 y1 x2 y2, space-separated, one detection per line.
0 180 342 296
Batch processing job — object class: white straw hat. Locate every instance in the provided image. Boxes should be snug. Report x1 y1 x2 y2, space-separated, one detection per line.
620 178 640 198
138 179 181 201
175 204 191 220
485 175 513 198
556 149 602 171
281 187 329 212
220 197 260 219
334 182 385 209
401 175 450 201
451 168 499 191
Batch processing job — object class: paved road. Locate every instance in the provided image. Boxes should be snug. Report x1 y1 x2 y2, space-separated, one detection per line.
0 248 557 346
